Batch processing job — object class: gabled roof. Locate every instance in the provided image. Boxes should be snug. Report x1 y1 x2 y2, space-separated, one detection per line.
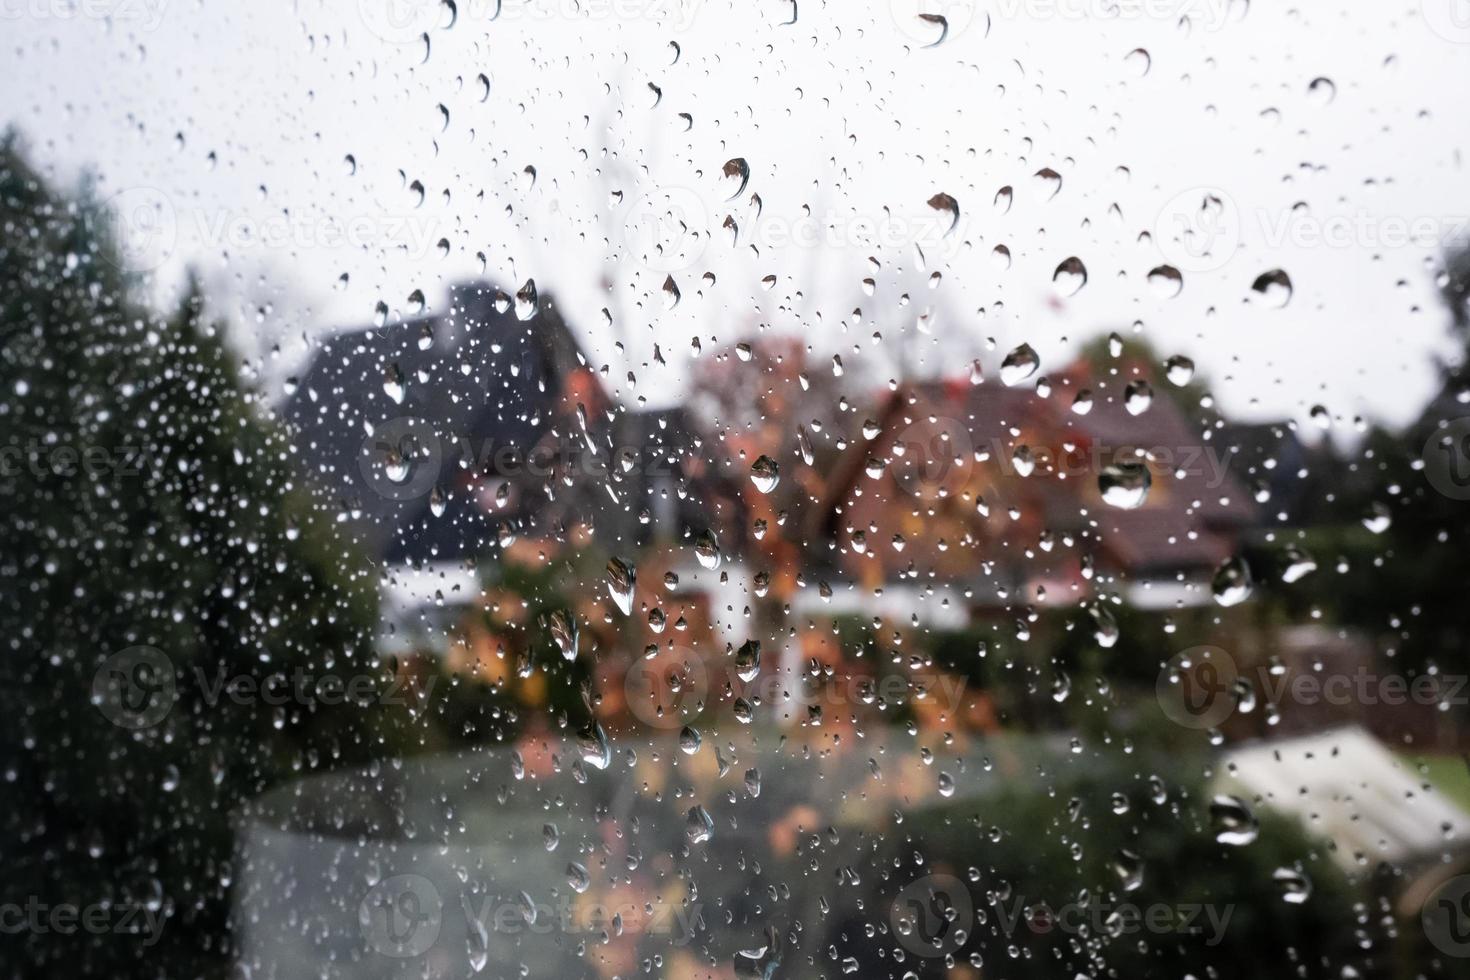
815 352 1262 589
283 282 595 563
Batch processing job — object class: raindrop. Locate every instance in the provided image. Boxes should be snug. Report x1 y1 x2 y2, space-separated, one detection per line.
1111 848 1144 892
679 725 702 754
514 279 538 320
1147 265 1183 298
1250 269 1293 308
1209 795 1260 846
1212 556 1254 607
926 192 960 235
1098 461 1152 509
1124 380 1153 415
1307 76 1336 104
606 556 636 615
1281 545 1317 583
686 804 715 843
1362 502 1392 534
1273 867 1312 904
547 609 579 661
382 364 405 404
1053 257 1088 297
577 720 611 770
566 862 592 894
1033 167 1063 201
735 640 761 682
999 343 1041 386
750 455 780 493
915 12 950 46
694 530 722 569
721 158 751 200
796 426 815 465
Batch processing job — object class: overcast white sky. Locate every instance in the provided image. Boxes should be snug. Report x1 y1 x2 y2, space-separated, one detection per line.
6 0 1470 428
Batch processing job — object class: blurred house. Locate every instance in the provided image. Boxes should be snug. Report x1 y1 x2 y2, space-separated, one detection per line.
809 350 1260 621
283 281 744 651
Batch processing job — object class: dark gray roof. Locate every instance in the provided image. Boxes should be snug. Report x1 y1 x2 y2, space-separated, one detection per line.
283 282 591 564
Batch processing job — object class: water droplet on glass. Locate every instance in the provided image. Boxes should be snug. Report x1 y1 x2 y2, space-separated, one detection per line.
1273 867 1312 904
686 804 715 843
1053 257 1088 297
694 529 722 569
567 862 591 894
1000 343 1041 386
1124 379 1153 415
679 725 703 754
1212 556 1254 607
577 719 611 770
1099 461 1152 509
926 192 960 235
722 158 751 200
548 608 579 661
1147 264 1183 298
1251 269 1293 308
750 455 780 493
514 278 538 320
382 364 405 404
1281 545 1317 583
736 639 761 682
606 556 636 615
1111 848 1144 892
1210 795 1260 845
1362 501 1392 534
1033 167 1063 201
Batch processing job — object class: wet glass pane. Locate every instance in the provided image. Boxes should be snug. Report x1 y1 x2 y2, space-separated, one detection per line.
5 2 1470 977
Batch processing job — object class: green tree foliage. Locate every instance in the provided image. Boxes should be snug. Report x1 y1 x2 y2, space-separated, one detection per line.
0 133 416 975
